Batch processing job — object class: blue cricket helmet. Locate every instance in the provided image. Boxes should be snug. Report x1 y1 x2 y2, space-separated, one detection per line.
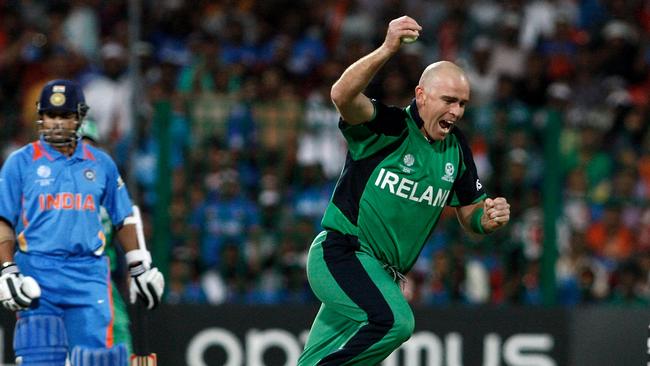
37 79 89 118
36 79 90 147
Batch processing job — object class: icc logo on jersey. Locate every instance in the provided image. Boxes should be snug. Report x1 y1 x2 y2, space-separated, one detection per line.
400 154 416 173
403 154 415 167
37 165 51 178
36 165 54 186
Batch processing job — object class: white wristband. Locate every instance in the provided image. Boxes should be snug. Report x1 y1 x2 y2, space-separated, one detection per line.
125 249 152 267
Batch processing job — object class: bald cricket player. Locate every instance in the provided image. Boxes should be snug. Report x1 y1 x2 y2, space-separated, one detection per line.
297 16 511 365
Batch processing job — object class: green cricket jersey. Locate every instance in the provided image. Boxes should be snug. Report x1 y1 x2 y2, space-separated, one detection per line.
321 99 486 274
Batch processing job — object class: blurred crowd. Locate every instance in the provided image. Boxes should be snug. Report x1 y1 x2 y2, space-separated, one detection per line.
1 0 650 307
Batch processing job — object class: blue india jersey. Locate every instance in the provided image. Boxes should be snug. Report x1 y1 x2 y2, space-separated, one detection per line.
0 138 133 256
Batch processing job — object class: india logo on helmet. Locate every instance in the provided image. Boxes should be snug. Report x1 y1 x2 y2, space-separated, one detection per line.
49 93 66 107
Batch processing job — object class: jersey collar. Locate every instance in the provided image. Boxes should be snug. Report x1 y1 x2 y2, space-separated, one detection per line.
407 99 425 128
32 139 54 161
38 136 94 161
406 99 438 146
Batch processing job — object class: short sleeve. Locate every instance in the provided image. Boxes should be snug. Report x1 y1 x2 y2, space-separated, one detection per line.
100 155 133 226
339 100 408 160
0 152 24 226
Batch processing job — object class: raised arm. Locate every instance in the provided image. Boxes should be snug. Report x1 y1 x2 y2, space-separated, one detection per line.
330 16 421 125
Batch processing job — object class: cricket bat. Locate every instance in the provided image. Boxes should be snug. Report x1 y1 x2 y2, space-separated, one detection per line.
130 205 158 366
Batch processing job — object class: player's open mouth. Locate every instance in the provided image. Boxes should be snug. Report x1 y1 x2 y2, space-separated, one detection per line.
439 120 454 131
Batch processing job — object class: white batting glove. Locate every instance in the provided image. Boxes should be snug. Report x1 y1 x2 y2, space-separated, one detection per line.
129 262 164 310
0 262 41 311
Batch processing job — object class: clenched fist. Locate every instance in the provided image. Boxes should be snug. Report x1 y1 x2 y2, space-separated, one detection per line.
481 197 511 232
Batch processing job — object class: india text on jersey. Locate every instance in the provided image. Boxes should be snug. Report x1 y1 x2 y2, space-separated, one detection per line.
38 193 97 211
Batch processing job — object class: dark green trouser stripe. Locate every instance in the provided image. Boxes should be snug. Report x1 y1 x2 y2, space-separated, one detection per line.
317 232 394 365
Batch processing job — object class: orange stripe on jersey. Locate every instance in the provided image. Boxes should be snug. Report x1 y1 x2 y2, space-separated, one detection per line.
31 141 53 161
105 256 115 347
17 232 27 251
82 143 96 160
21 196 29 227
94 230 106 255
19 204 29 252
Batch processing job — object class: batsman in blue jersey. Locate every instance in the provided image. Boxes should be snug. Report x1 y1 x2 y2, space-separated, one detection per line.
0 79 165 366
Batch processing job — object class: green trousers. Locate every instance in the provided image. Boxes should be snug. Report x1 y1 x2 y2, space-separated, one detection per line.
298 231 414 366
